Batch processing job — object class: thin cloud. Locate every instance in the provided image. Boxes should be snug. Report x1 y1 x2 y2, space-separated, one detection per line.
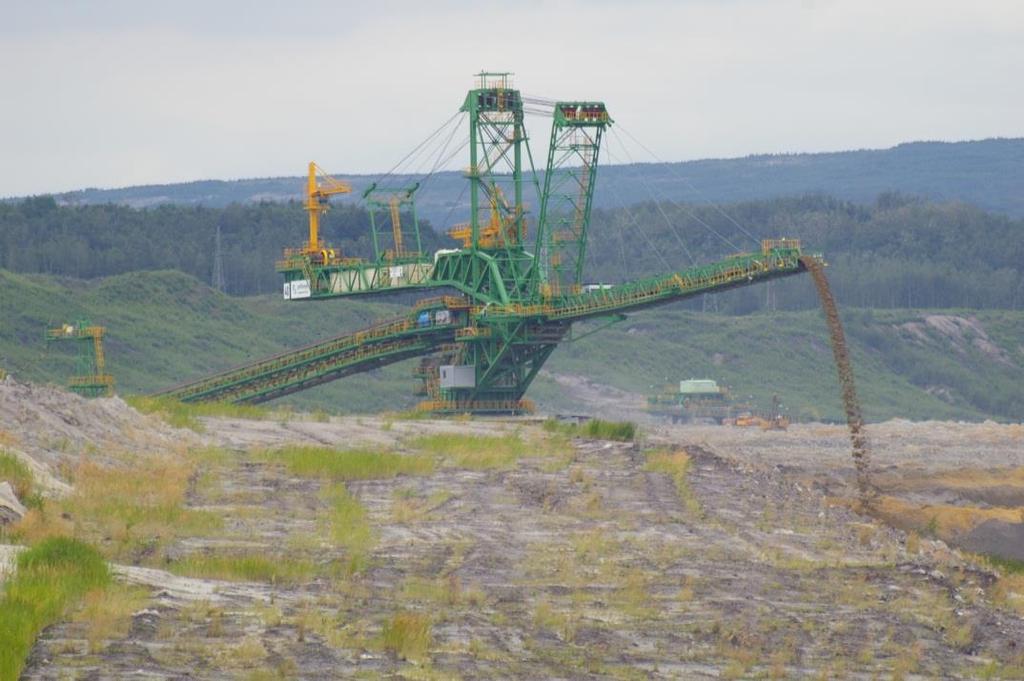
1 0 1022 196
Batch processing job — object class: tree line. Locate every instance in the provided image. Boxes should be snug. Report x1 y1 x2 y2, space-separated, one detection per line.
582 192 1024 312
0 196 454 295
2 192 1021 311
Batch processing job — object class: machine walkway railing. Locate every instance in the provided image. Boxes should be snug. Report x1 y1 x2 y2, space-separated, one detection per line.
478 244 810 323
218 337 443 404
154 243 815 407
154 312 456 404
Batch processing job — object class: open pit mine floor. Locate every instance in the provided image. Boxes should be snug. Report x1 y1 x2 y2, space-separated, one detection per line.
1 380 1023 679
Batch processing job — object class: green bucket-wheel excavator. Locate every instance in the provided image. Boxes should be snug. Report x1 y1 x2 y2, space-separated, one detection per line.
156 72 818 413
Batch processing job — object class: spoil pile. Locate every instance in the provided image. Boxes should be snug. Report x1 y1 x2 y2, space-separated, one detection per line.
0 376 197 478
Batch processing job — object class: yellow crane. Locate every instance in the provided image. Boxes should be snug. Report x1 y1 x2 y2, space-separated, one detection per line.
388 195 405 256
304 161 352 261
448 185 518 249
362 181 423 261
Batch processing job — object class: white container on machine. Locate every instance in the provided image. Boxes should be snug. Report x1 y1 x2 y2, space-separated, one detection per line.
679 379 720 395
439 365 476 388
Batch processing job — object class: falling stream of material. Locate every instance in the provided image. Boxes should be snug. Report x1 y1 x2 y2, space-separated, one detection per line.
800 256 873 505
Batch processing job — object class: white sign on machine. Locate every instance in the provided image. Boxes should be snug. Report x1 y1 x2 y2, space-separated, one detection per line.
283 279 311 300
439 364 476 388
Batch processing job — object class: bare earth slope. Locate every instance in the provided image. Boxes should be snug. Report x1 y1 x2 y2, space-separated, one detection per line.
2 381 1023 679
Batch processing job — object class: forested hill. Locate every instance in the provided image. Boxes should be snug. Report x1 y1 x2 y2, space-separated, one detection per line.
583 193 1024 313
0 198 457 296
2 193 1022 312
29 137 1024 221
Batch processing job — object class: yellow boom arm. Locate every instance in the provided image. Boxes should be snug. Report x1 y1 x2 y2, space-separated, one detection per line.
305 161 352 254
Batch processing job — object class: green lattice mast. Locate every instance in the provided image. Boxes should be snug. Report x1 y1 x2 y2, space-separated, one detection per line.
45 320 115 398
535 101 610 297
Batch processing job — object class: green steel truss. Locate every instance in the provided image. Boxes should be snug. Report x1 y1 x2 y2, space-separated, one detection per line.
45 320 115 398
162 244 812 408
362 182 423 261
534 102 610 297
462 71 528 251
167 75 819 412
155 300 464 405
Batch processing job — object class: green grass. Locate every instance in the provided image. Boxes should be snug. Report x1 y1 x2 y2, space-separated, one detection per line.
644 449 701 516
255 446 434 480
0 538 110 681
582 419 636 441
247 447 434 573
410 433 531 470
127 396 269 432
543 418 637 442
381 611 432 661
4 266 1024 421
545 307 1024 422
0 450 34 500
987 555 1024 575
12 458 222 562
323 483 374 574
167 553 316 584
0 268 416 415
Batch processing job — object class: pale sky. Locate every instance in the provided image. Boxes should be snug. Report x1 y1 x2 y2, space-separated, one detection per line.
2 0 1022 197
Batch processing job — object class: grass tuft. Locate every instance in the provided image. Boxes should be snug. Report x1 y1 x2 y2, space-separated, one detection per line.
543 418 637 442
0 538 110 681
869 495 1021 541
644 449 701 516
11 456 221 562
256 446 434 480
532 599 578 642
127 395 269 432
987 554 1024 575
582 419 637 441
0 451 34 500
71 585 149 653
381 611 432 661
411 433 530 470
992 571 1024 616
323 483 375 574
167 553 316 584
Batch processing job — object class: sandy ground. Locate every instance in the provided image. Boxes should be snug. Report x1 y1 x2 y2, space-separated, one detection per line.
650 420 1024 475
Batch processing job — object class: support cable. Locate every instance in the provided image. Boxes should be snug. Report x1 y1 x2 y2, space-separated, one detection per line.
615 122 763 247
606 134 700 264
609 129 743 255
395 114 466 187
370 111 463 192
600 146 676 274
438 180 470 234
417 122 468 195
408 114 468 180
